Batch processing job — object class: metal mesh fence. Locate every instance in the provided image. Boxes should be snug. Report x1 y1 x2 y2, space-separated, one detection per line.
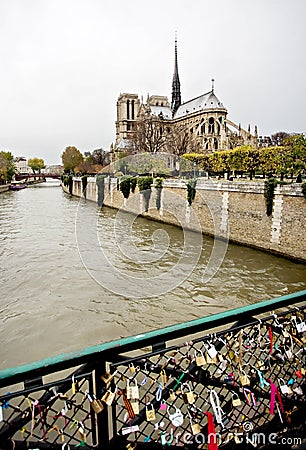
0 304 305 449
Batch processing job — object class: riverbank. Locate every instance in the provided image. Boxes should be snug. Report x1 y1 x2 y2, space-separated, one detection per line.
0 185 9 193
62 177 306 262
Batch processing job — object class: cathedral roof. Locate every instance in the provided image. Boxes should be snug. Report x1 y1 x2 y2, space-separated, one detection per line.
174 90 226 119
150 105 173 119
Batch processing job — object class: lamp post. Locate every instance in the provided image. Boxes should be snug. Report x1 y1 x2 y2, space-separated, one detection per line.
193 162 197 179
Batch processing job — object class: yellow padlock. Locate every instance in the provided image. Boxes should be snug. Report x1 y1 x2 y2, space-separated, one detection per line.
146 404 156 421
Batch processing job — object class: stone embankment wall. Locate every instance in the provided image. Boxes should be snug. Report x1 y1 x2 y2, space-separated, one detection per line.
62 177 306 262
0 185 9 193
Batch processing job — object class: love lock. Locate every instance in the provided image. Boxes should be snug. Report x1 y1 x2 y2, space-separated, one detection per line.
168 406 184 427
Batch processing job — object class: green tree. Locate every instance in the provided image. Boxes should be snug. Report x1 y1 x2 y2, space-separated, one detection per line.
61 146 83 172
28 157 45 174
0 151 15 183
229 146 259 179
283 134 306 179
209 150 230 176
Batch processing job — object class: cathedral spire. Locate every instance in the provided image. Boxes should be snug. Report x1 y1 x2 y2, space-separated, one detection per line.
171 33 181 116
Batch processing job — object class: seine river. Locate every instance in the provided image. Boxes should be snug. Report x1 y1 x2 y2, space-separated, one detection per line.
0 181 306 370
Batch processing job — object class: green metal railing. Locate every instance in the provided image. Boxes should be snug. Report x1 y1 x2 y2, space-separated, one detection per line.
0 290 305 449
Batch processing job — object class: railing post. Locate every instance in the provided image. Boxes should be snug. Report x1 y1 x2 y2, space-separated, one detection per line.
95 358 110 449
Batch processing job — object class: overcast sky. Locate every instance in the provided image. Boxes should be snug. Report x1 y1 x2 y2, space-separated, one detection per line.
0 0 305 165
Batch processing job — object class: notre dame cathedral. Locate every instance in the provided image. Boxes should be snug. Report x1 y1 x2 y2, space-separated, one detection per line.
113 39 258 155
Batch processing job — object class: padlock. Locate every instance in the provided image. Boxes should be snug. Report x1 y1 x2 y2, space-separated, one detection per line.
205 353 213 364
160 369 168 387
126 380 139 400
146 404 156 421
169 390 176 401
191 422 201 435
101 371 117 385
78 424 86 441
228 350 235 360
181 383 195 404
221 411 230 426
239 371 250 386
126 443 137 450
205 343 218 359
60 430 65 442
195 350 206 367
282 329 290 338
168 406 184 427
232 393 241 407
293 386 303 396
71 375 76 395
101 390 116 406
129 363 136 373
296 318 306 333
86 392 104 414
285 346 293 360
278 378 292 395
159 400 167 411
131 401 139 415
92 397 104 413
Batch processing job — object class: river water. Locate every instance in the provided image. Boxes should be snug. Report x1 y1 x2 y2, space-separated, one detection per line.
0 181 305 370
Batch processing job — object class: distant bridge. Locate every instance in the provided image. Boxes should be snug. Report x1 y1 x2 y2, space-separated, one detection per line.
15 173 61 180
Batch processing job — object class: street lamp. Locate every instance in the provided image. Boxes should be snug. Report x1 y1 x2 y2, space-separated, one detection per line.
193 162 197 179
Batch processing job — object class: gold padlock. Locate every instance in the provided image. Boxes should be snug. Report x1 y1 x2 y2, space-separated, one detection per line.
186 392 195 404
86 392 104 414
126 444 137 450
191 422 201 435
228 350 235 360
181 383 195 404
195 350 206 367
101 390 116 406
146 404 156 421
232 393 241 407
129 363 136 373
101 370 117 385
205 353 213 364
239 372 250 386
169 390 176 401
131 401 139 415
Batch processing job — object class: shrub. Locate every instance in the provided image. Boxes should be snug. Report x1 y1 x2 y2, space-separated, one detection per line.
137 176 153 212
155 178 163 210
119 176 131 199
130 176 137 193
187 179 197 206
96 175 106 206
82 175 88 198
264 177 277 216
68 175 73 195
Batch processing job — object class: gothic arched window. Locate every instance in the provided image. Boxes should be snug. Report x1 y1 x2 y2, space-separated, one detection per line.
208 117 215 134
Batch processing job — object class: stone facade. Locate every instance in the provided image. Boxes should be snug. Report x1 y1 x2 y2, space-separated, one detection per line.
113 40 258 154
62 178 306 262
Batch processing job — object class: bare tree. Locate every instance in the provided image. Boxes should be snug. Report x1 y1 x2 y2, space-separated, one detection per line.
85 148 110 166
270 131 289 146
129 114 168 153
166 122 200 155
